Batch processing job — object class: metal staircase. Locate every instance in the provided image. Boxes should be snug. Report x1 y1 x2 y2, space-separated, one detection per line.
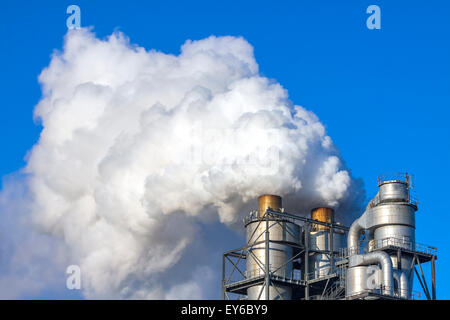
322 280 345 300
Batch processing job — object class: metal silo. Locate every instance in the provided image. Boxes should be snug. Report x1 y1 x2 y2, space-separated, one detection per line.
308 208 346 279
245 195 301 300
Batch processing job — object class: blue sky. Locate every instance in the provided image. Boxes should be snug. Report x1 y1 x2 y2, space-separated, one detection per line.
0 0 449 299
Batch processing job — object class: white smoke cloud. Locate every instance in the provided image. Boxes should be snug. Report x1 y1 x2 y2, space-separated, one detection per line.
0 28 364 298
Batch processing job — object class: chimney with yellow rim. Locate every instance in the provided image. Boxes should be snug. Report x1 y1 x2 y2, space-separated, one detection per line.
257 194 282 218
311 207 334 230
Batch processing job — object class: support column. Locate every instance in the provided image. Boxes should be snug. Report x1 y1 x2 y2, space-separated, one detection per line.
304 222 310 300
265 214 270 300
431 255 436 300
329 225 334 275
222 254 226 300
415 255 431 300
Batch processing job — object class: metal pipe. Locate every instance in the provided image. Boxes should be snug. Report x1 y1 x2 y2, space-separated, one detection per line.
393 269 409 299
348 217 364 256
265 215 270 300
349 251 394 296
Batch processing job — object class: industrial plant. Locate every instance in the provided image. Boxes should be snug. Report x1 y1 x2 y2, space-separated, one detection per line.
222 173 437 300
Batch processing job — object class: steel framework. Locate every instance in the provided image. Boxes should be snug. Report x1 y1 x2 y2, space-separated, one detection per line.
222 208 348 300
222 208 438 300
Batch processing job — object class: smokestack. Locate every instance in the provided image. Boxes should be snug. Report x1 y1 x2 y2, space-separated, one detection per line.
311 207 334 230
257 194 282 218
246 194 300 300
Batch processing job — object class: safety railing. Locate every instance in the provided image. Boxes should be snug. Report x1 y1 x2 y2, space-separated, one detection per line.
243 210 260 225
382 286 422 300
243 209 297 226
342 236 437 258
245 266 303 282
377 172 411 186
415 242 437 255
304 267 338 281
347 286 422 300
377 172 418 206
245 267 266 279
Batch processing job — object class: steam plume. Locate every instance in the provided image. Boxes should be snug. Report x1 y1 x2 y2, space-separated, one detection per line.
0 28 363 298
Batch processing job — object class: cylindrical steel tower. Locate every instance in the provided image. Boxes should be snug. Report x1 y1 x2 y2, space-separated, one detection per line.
245 195 301 300
308 208 346 279
346 174 417 299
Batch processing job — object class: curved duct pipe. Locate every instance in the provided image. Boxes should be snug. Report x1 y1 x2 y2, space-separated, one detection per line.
349 251 394 296
347 191 380 256
348 217 364 255
393 269 409 299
